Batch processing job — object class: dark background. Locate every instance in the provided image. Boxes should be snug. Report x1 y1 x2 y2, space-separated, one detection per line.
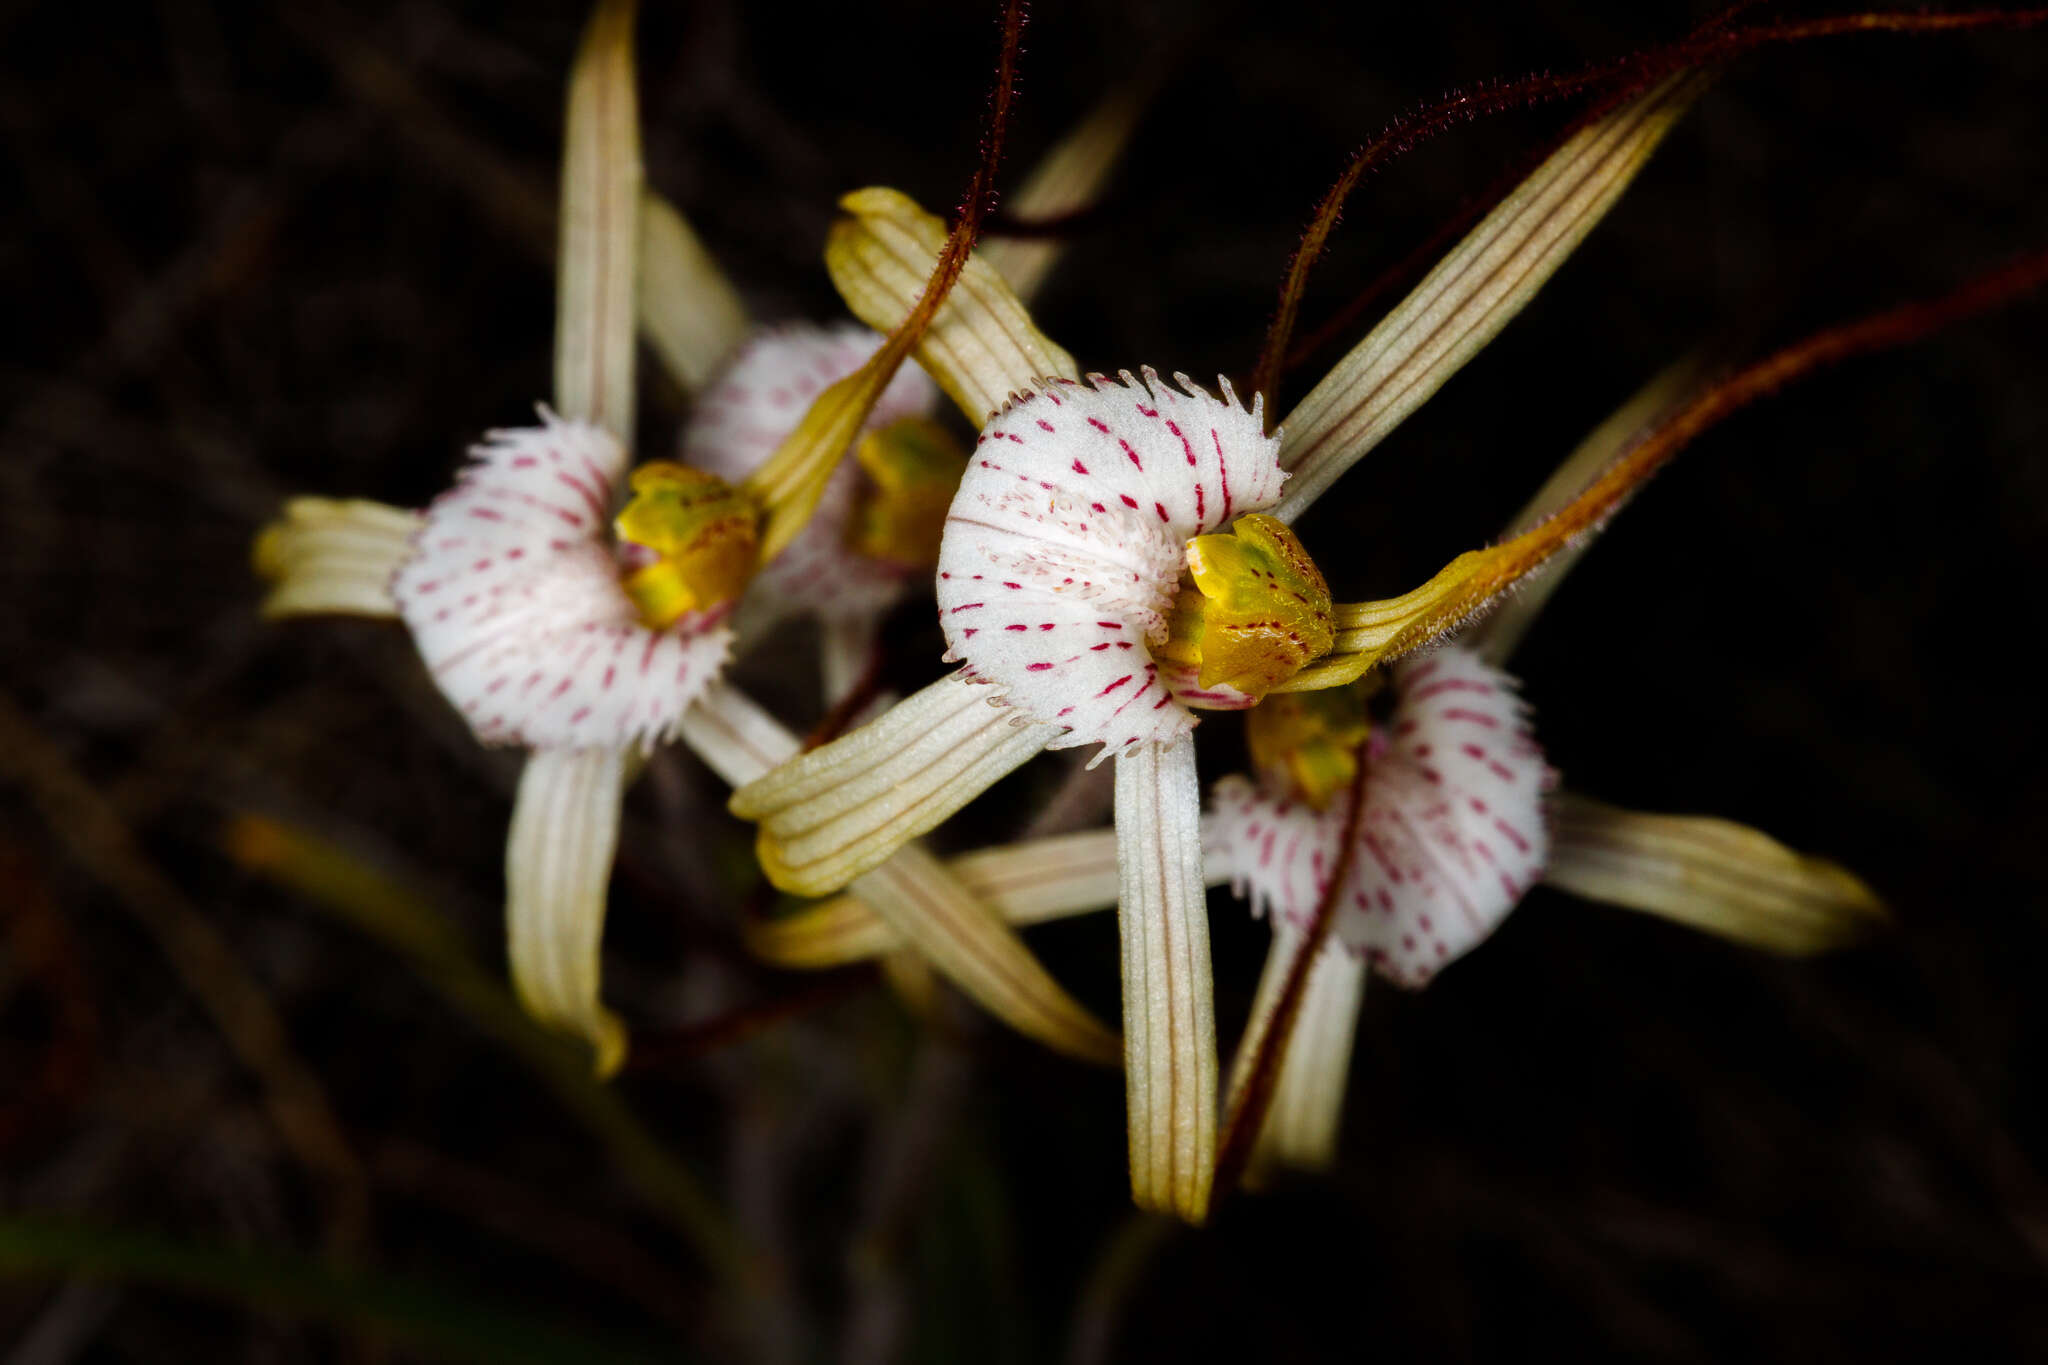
4 1 2046 1360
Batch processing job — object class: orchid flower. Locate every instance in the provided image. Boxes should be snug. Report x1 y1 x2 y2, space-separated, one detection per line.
738 362 1887 1190
254 0 1145 1075
731 75 1707 1218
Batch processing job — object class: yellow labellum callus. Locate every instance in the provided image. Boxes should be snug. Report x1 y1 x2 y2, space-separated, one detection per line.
1159 514 1334 699
1272 548 1498 693
847 415 967 569
1243 683 1373 812
614 461 758 629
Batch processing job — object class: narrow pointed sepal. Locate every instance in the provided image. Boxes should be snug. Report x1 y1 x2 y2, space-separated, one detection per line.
506 746 630 1076
730 672 1058 896
1273 74 1705 522
1544 791 1887 955
1243 928 1367 1180
978 86 1146 303
637 191 750 395
745 826 1238 967
555 0 643 436
254 497 420 619
850 843 1121 1065
1464 357 1706 665
826 186 1079 425
1114 734 1217 1222
675 681 802 788
741 350 935 566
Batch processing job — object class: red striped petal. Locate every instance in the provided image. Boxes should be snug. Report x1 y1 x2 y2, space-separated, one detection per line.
1213 647 1552 986
937 369 1283 754
393 412 730 751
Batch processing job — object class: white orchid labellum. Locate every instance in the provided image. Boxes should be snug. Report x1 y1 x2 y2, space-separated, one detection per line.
925 367 1332 1220
1214 646 1552 985
392 413 736 752
936 368 1289 753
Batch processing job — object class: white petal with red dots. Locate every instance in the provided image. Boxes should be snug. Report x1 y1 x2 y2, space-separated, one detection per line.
937 370 1283 755
1215 646 1552 987
1210 775 1345 932
393 412 730 752
682 323 937 620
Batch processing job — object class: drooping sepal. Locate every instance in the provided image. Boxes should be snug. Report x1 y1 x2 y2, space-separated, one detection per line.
1233 922 1368 1180
506 746 630 1076
826 186 1079 424
1545 791 1886 954
851 844 1121 1065
1114 735 1218 1222
744 826 1237 967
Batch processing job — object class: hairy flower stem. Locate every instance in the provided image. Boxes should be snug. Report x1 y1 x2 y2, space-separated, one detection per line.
1210 752 1373 1209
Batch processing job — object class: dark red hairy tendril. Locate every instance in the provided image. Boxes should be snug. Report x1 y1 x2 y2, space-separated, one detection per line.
859 0 1030 393
1250 4 2048 416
